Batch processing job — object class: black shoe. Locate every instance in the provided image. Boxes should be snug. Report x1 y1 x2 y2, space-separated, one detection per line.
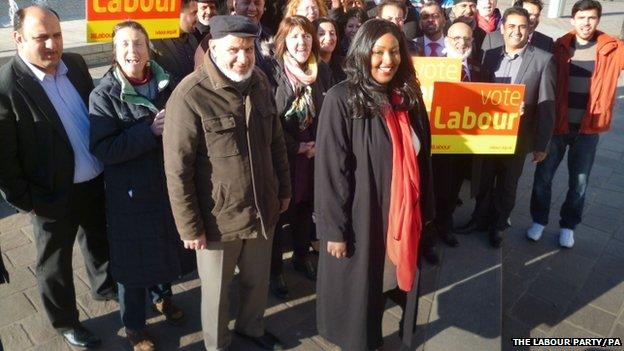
61 326 101 348
454 219 488 235
489 228 503 248
292 256 317 281
269 274 289 300
439 231 459 247
235 331 284 350
422 245 439 265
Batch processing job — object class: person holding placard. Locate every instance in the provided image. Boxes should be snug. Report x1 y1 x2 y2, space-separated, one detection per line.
455 7 555 248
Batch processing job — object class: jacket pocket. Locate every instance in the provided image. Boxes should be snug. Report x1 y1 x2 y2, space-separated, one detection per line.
200 114 241 157
211 182 230 217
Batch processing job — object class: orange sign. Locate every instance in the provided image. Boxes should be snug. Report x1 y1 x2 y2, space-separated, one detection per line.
86 0 180 42
412 57 462 111
430 82 525 154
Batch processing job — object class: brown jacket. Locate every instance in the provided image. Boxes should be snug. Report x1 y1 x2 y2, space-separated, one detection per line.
163 54 291 242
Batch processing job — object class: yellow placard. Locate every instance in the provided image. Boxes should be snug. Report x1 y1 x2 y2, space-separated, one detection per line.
86 0 180 42
412 57 462 111
430 81 525 154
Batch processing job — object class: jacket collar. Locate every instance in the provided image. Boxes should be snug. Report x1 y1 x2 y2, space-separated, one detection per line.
557 30 619 56
113 60 170 113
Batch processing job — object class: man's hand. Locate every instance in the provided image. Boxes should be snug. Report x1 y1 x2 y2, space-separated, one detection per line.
520 102 525 116
183 233 207 250
327 241 347 259
279 198 291 213
532 151 547 163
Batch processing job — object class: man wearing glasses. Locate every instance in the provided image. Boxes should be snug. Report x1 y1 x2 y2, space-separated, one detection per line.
413 1 447 57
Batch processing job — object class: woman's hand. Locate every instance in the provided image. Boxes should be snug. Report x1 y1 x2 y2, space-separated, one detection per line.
298 142 312 154
151 109 165 136
305 141 316 158
327 241 347 259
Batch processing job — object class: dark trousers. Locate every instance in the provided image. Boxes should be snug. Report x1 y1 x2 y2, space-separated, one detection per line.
432 155 471 234
271 201 313 276
530 126 599 229
472 152 527 230
32 176 115 331
118 282 172 330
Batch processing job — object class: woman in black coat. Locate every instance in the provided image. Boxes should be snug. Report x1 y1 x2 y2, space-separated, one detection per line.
261 16 333 299
88 21 189 350
314 19 435 350
315 17 346 83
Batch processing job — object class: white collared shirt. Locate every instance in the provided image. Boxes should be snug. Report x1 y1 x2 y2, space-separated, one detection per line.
18 53 103 183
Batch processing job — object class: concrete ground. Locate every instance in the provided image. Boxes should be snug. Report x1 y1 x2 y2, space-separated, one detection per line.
1 0 624 350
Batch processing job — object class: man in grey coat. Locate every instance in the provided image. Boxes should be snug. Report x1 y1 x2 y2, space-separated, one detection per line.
455 7 555 247
163 15 291 351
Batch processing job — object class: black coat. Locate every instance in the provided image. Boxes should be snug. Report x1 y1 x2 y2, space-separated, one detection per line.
0 54 94 219
88 67 191 287
314 81 435 350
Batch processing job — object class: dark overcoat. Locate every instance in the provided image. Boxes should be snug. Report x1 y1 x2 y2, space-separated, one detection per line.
314 81 435 350
88 65 192 287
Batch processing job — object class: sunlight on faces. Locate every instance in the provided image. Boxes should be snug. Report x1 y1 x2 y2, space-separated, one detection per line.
210 35 255 82
180 1 198 33
419 4 446 39
318 22 337 55
379 5 406 29
296 0 321 22
13 7 63 75
370 33 401 85
571 9 600 42
114 27 149 80
477 0 497 17
522 2 541 33
502 13 529 51
234 0 265 24
197 2 218 26
445 22 473 59
452 1 477 22
345 17 362 39
286 26 313 64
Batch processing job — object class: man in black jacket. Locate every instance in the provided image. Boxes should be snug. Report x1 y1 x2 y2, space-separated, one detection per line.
0 5 115 348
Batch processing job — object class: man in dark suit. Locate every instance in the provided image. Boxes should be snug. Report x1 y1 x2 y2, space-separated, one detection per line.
412 1 447 56
455 7 555 247
0 5 115 348
193 0 218 42
481 0 554 53
152 0 199 88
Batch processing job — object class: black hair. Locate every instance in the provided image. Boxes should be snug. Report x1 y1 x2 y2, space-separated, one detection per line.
182 0 197 9
314 16 338 30
344 19 421 119
571 0 602 18
512 0 544 12
502 6 529 24
345 7 369 23
13 5 60 32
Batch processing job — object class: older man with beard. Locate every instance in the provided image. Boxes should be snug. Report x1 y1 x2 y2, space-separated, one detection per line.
447 0 486 61
164 15 291 351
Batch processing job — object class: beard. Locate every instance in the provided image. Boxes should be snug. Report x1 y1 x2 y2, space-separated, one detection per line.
211 51 255 82
444 39 472 60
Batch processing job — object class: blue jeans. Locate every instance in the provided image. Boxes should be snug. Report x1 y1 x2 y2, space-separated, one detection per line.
530 125 599 229
118 282 172 330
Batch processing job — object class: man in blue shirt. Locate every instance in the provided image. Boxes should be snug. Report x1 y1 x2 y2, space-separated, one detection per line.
0 5 115 348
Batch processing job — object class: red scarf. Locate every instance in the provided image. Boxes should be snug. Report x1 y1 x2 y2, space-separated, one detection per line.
384 91 422 292
477 9 501 33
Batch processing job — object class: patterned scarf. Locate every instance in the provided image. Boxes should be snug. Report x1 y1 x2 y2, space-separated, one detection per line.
283 52 318 131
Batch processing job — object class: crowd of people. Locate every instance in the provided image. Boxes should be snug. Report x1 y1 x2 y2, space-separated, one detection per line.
0 0 622 351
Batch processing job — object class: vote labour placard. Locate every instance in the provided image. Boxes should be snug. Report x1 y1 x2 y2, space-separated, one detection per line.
86 0 180 42
430 81 525 154
412 57 462 111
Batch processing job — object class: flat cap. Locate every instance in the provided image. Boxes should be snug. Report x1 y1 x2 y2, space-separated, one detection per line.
209 15 259 40
453 0 477 4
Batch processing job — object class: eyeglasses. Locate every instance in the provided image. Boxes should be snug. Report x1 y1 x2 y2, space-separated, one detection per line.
448 36 473 42
383 16 406 24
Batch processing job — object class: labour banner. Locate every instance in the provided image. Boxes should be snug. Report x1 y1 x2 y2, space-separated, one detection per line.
86 0 180 42
430 81 525 154
412 57 462 111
